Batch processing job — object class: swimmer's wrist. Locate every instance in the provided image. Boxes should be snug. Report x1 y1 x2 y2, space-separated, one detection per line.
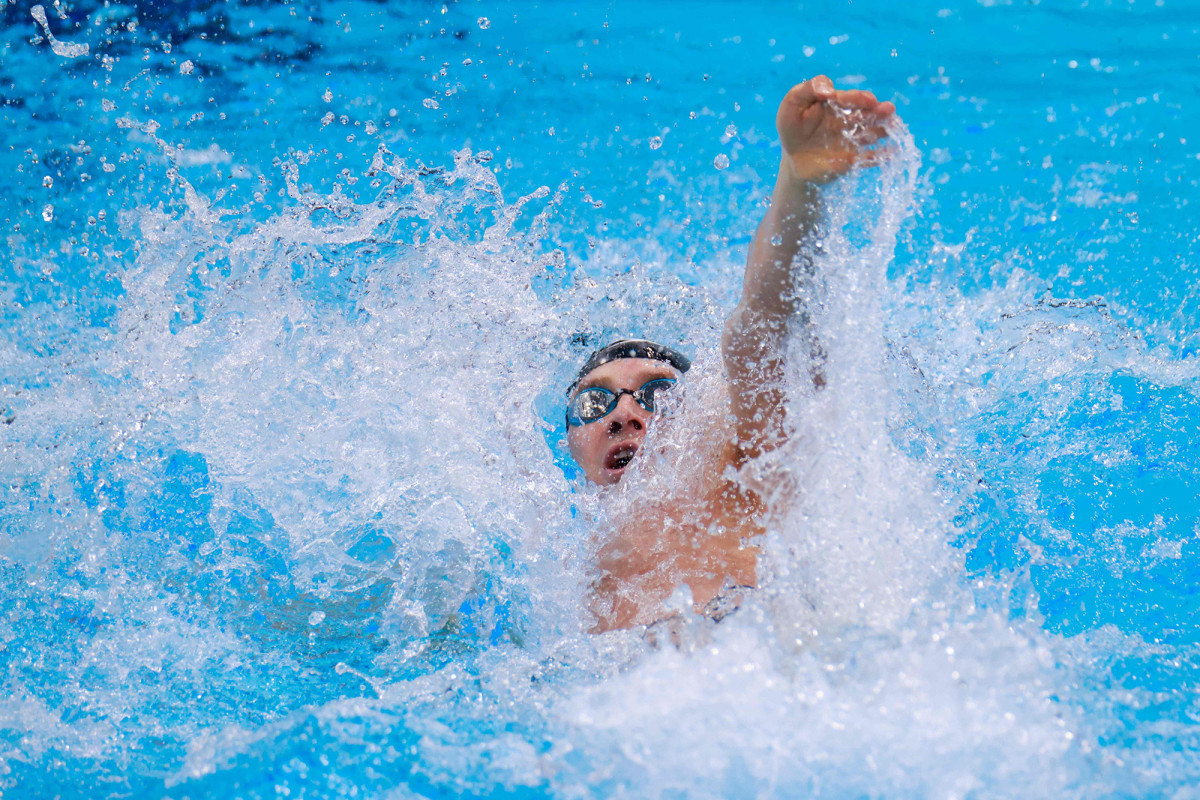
777 156 826 193
773 158 824 210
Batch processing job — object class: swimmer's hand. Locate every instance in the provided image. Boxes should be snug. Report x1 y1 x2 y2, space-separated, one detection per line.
777 74 897 184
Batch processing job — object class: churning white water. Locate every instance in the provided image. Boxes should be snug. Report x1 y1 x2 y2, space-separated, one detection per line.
6 5 1198 791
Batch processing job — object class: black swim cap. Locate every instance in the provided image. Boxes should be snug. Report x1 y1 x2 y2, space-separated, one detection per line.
568 339 691 393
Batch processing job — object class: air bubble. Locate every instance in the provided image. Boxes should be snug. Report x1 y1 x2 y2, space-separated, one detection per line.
101 99 115 112
42 176 53 188
322 88 333 102
713 154 730 170
770 234 783 246
477 17 491 29
725 124 738 137
179 60 194 75
41 204 53 222
308 611 326 626
649 136 663 150
423 98 440 109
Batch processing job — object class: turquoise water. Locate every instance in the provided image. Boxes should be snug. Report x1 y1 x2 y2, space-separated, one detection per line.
4 0 1200 796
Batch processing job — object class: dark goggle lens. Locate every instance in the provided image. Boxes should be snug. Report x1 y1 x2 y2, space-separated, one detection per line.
571 389 616 422
636 378 675 411
567 378 678 425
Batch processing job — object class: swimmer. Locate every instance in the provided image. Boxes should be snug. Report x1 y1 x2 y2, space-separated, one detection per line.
568 75 898 632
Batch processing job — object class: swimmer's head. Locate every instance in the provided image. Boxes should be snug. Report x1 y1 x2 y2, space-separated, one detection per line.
565 339 691 485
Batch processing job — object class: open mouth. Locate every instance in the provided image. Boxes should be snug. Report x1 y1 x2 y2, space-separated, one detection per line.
604 443 639 472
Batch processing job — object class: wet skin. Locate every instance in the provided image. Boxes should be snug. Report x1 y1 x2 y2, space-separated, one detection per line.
575 75 898 631
566 358 680 486
568 358 764 632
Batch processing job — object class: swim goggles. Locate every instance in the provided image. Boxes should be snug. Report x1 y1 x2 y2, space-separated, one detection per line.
566 378 677 426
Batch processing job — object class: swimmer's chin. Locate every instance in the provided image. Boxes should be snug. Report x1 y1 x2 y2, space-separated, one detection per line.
601 465 627 484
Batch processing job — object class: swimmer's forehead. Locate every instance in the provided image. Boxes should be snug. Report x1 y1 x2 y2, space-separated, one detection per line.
573 358 680 393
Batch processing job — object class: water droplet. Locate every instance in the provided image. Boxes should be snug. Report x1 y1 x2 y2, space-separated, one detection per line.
725 124 737 137
477 16 491 29
42 176 52 188
30 5 89 58
179 60 194 75
423 98 440 109
713 154 730 170
41 204 53 222
649 136 663 150
322 88 333 102
308 611 326 626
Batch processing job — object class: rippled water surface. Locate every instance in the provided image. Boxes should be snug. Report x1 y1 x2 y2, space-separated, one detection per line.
3 0 1200 797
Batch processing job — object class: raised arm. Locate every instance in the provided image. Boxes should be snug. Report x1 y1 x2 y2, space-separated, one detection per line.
722 75 896 460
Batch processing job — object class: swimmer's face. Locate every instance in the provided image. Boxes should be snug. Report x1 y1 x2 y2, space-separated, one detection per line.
567 358 680 486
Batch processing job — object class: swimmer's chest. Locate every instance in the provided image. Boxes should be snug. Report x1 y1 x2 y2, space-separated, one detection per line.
619 474 764 603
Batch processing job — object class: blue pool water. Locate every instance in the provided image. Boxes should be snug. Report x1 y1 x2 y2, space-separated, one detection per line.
4 0 1200 796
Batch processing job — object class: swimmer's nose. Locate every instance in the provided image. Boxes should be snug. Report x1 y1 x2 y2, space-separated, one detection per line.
606 393 648 435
